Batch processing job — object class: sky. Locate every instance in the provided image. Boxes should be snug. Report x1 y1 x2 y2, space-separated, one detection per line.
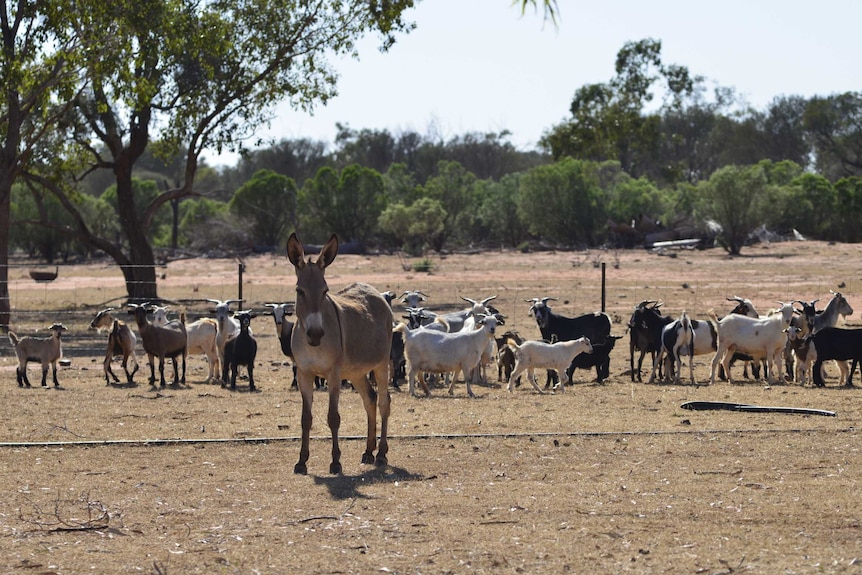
203 0 862 166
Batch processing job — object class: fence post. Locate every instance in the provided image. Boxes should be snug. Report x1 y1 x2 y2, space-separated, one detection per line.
601 262 606 313
238 263 244 304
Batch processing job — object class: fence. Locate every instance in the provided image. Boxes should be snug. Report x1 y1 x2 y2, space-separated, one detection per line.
0 257 290 360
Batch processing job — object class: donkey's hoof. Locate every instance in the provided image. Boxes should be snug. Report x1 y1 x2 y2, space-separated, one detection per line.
294 462 307 475
329 462 343 475
375 454 388 467
361 452 375 465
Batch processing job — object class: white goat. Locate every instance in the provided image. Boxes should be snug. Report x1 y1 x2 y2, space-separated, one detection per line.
152 305 220 383
9 323 68 387
394 314 499 398
709 302 795 385
205 298 244 372
400 290 428 309
506 337 593 393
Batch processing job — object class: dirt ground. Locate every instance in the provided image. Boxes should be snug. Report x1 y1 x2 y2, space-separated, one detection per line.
1 240 861 574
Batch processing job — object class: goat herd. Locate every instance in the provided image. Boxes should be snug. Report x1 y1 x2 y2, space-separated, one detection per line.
6 233 862 473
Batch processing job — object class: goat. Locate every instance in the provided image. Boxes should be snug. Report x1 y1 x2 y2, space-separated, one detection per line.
287 233 393 475
565 335 622 385
400 290 429 309
786 326 817 385
669 310 695 384
90 308 139 385
205 298 244 376
720 296 769 380
527 297 612 383
394 314 499 398
129 303 188 387
222 310 258 391
496 330 524 383
709 302 795 385
811 326 862 387
152 305 220 383
406 296 498 333
507 336 593 394
9 323 68 387
649 313 717 384
628 300 673 382
784 292 852 381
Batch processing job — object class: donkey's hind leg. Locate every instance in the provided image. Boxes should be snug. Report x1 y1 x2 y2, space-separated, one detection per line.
374 365 391 466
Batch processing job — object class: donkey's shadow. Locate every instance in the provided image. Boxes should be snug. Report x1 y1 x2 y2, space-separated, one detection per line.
312 465 425 500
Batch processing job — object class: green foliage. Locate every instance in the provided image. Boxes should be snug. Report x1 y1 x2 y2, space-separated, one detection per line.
517 157 607 246
419 161 480 247
476 174 525 246
99 179 172 245
300 164 386 245
10 184 76 261
698 164 770 255
377 197 446 255
229 169 297 247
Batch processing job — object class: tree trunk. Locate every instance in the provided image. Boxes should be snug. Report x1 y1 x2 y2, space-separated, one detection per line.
114 154 159 302
0 184 11 331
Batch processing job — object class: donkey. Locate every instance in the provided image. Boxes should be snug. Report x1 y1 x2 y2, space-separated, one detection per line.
287 233 394 475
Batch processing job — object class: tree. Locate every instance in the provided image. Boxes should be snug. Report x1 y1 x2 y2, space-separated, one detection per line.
229 169 297 248
476 174 525 247
698 164 770 255
542 39 696 179
518 158 606 246
26 0 415 301
0 0 83 328
300 164 386 246
378 197 446 255
419 160 480 247
804 92 862 180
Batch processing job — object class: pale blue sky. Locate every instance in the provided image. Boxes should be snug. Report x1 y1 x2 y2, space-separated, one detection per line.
205 0 862 165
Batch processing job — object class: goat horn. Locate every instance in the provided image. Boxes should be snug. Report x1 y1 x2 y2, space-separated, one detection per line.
461 296 478 305
481 295 498 305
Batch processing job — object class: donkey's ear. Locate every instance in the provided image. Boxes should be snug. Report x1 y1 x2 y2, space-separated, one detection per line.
317 234 339 269
286 233 306 269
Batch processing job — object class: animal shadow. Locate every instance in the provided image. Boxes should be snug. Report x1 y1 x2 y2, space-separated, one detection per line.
312 465 425 500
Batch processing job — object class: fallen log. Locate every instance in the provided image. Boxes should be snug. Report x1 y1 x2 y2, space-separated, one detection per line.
680 401 836 417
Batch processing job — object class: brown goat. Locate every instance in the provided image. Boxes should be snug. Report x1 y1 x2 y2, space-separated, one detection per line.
90 308 139 385
129 303 188 387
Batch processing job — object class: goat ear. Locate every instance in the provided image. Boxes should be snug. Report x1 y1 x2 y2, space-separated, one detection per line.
316 234 339 269
286 233 306 269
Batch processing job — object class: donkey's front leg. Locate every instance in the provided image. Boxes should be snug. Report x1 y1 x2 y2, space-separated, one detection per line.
327 382 343 474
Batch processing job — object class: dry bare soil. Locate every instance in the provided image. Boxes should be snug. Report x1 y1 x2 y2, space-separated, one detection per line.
1 241 861 574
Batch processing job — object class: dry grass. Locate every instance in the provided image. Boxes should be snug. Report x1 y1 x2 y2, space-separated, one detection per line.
1 241 861 574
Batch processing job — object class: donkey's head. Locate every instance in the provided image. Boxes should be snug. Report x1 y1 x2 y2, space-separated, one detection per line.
287 233 339 346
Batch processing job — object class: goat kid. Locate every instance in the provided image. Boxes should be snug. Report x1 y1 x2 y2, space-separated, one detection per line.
222 311 258 391
9 323 68 387
90 308 139 385
507 337 593 394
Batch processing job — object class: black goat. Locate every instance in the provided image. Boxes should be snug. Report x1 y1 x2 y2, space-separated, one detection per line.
222 311 257 391
628 300 672 382
527 297 612 384
811 327 862 387
566 335 622 384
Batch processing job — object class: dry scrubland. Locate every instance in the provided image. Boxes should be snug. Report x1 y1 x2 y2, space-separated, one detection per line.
0 241 861 574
